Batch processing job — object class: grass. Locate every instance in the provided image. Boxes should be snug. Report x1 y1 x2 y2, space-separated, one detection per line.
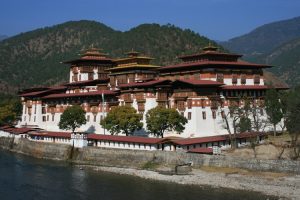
199 166 290 179
266 132 292 146
141 161 160 170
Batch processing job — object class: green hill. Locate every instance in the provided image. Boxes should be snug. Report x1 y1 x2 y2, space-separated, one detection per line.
221 16 300 58
263 37 300 86
220 16 300 87
0 20 220 94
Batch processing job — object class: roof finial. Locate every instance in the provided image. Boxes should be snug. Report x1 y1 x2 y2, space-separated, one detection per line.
203 41 218 52
126 48 140 57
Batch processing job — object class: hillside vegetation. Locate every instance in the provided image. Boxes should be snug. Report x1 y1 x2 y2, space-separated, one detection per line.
0 20 218 94
221 16 300 57
221 16 300 86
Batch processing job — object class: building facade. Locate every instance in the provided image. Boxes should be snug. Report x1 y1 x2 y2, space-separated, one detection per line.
18 45 285 138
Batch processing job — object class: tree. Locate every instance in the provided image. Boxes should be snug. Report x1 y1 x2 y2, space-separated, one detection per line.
58 105 87 133
237 116 251 133
221 102 242 148
221 96 254 148
286 86 300 159
249 99 268 132
265 89 283 136
100 106 143 136
146 107 187 138
278 91 289 132
0 98 22 126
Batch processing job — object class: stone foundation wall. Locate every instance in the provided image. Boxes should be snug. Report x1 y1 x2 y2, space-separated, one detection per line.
0 137 72 160
1 137 299 174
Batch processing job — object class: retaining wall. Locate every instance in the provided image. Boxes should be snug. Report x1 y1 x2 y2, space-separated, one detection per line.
1 137 299 174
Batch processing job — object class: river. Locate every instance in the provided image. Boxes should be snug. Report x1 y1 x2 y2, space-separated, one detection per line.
0 150 276 200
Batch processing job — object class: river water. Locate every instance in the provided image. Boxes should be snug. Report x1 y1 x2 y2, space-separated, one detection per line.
0 150 276 200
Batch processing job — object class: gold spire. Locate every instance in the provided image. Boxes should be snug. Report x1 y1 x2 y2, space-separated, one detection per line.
80 46 108 58
125 48 140 57
202 42 218 52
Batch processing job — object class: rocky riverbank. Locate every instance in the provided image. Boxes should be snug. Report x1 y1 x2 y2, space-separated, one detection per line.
1 137 300 199
78 164 300 200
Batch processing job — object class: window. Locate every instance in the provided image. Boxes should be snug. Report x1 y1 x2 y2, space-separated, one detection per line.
254 75 260 84
194 73 200 80
216 73 224 83
34 116 36 122
42 107 46 114
87 115 90 122
187 100 192 109
202 111 206 120
241 74 246 84
212 110 216 119
52 114 55 121
201 99 205 108
47 115 49 121
188 112 192 120
42 116 46 122
94 115 97 122
232 74 238 84
88 73 93 80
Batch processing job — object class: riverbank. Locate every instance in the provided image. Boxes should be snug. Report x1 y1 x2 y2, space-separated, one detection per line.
78 164 300 200
1 137 300 199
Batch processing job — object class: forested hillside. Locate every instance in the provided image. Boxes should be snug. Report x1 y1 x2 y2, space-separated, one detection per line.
0 20 219 94
221 16 300 57
221 16 300 86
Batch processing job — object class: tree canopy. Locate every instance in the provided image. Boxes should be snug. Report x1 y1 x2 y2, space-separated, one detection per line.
265 89 283 136
0 97 22 126
100 106 143 136
58 105 87 133
146 107 187 138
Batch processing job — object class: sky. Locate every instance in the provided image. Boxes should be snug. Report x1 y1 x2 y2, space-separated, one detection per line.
0 0 300 41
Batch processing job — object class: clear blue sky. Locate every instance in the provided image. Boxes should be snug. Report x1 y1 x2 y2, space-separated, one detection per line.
1 0 299 41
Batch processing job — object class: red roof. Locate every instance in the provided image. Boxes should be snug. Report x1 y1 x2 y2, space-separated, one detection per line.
88 134 163 144
173 79 223 87
29 131 71 138
173 132 267 146
64 78 109 87
178 51 242 60
42 90 117 99
21 90 49 97
118 79 171 88
21 85 67 97
63 57 113 64
187 147 213 154
235 132 268 139
159 60 272 71
0 125 13 130
222 85 269 90
173 135 228 145
0 127 35 134
19 87 50 95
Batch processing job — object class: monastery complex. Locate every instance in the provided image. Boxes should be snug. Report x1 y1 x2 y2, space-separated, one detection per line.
18 44 285 141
